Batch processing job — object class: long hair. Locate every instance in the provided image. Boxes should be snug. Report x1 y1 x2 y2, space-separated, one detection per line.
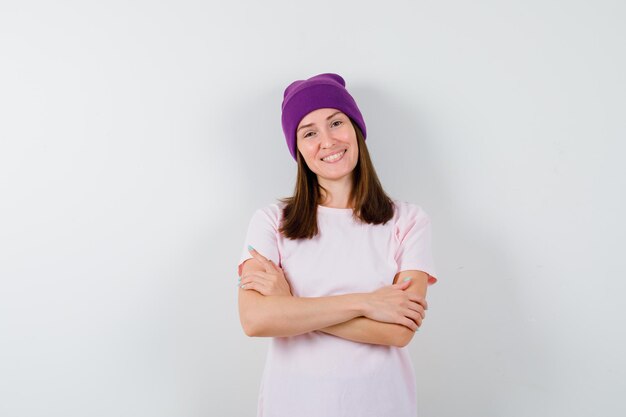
277 118 395 240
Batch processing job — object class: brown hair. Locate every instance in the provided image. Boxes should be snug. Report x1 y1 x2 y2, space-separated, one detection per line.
277 119 395 240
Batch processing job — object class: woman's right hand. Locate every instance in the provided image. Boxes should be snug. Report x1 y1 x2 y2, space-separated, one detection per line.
362 279 426 331
239 246 292 297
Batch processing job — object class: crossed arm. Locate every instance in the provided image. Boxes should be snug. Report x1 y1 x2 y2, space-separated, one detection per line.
238 256 430 347
318 270 429 347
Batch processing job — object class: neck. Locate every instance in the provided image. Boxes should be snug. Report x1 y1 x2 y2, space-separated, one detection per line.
318 175 353 208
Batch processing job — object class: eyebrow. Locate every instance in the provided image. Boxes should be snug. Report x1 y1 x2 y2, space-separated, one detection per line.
297 111 343 132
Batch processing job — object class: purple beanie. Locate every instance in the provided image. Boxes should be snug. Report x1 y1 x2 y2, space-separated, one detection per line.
281 73 367 161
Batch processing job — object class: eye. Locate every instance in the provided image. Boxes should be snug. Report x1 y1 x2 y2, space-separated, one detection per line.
303 131 315 138
331 120 343 127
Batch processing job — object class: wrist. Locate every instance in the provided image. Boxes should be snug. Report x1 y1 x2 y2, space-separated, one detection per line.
348 293 369 317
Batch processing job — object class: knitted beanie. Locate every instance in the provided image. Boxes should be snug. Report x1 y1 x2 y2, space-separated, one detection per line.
281 73 367 161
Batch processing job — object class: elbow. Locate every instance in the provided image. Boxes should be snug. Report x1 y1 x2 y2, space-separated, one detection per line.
240 314 262 337
242 321 258 337
394 327 416 348
394 338 410 348
241 311 273 337
239 295 268 337
239 296 283 337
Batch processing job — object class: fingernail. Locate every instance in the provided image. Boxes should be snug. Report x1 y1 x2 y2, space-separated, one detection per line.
403 277 412 282
248 245 254 251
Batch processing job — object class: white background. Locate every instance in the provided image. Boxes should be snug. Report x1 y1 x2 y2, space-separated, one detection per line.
1 1 625 416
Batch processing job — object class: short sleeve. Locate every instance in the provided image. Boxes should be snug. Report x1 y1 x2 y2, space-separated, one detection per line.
237 206 281 278
395 205 438 285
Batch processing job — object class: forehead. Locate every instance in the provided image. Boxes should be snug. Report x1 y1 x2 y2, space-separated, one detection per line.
298 108 344 127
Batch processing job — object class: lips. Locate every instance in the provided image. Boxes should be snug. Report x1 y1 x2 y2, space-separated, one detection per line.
320 149 347 163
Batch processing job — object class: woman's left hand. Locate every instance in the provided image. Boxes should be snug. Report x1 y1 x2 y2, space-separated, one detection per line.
239 247 292 296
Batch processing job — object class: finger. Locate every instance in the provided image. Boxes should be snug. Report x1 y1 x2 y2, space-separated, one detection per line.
259 274 285 290
242 271 272 281
247 245 275 272
405 309 423 326
240 275 271 288
408 293 427 309
247 245 268 261
407 301 426 319
392 279 411 289
400 317 418 331
407 294 428 310
268 259 283 273
240 280 256 291
240 280 269 295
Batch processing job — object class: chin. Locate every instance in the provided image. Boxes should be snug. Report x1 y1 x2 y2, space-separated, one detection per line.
317 165 357 180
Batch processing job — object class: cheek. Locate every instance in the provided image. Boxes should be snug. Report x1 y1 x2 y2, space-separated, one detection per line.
339 127 356 142
296 141 306 155
298 147 316 164
299 141 316 155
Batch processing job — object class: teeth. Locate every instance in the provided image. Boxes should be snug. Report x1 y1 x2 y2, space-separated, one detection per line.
322 150 345 162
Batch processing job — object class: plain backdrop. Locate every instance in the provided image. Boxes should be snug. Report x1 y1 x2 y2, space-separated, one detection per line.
1 1 625 416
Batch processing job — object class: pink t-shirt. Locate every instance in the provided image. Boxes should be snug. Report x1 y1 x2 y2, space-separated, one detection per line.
237 199 438 417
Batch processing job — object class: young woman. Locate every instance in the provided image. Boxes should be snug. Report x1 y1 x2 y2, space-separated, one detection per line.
237 73 438 417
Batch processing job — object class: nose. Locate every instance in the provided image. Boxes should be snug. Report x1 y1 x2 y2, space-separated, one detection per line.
319 126 337 149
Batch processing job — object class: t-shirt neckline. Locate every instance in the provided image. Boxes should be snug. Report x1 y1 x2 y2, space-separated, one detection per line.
317 204 354 214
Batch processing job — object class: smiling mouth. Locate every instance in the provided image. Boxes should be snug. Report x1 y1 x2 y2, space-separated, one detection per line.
321 149 347 163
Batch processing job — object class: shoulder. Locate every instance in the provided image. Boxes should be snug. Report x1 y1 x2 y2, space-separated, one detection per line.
255 201 283 217
391 198 431 224
249 201 285 228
